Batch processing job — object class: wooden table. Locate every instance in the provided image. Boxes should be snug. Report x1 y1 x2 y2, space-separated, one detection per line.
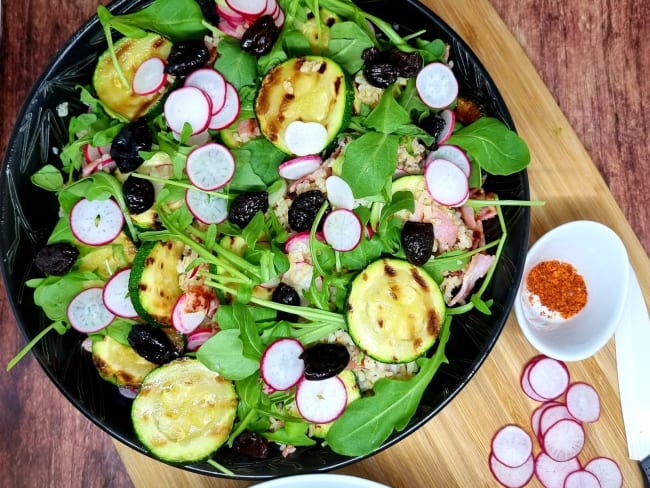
0 0 648 486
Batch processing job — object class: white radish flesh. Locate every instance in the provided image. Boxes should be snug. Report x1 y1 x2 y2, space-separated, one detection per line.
520 360 548 402
186 328 215 352
70 198 124 246
278 155 323 180
260 338 305 391
539 404 576 438
83 144 102 164
565 382 600 423
226 0 266 17
218 19 245 40
564 470 601 488
534 453 581 488
530 401 562 439
208 82 241 130
102 268 138 319
216 2 246 24
426 144 471 178
184 68 227 115
527 357 570 400
325 175 355 210
424 158 469 207
416 62 458 109
186 142 236 191
584 457 623 488
132 57 167 95
284 121 328 156
489 453 534 488
185 188 228 224
273 7 285 28
172 293 207 334
322 209 363 252
164 86 212 135
542 418 585 462
491 424 533 469
436 109 456 144
295 376 348 424
67 287 115 333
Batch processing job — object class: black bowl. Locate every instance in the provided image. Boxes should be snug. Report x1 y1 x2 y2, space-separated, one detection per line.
0 0 529 480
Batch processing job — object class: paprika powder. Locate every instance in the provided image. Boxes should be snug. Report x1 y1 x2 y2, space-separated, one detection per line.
525 260 588 319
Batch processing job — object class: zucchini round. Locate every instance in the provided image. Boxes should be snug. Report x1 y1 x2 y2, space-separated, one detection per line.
92 335 157 389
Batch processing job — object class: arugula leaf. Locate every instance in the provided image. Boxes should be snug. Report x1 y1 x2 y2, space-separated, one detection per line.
32 271 103 321
197 329 259 380
264 421 317 447
341 132 399 198
327 22 374 74
31 165 64 192
364 89 411 134
214 37 259 89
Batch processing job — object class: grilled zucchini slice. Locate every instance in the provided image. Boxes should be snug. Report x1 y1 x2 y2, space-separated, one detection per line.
92 335 158 389
347 258 446 363
131 358 238 463
77 231 137 279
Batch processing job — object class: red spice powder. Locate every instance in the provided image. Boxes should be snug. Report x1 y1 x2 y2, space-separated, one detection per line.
525 260 588 318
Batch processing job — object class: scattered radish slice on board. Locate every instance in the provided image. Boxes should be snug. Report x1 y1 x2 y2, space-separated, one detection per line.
426 144 471 178
416 62 458 109
527 356 570 400
534 453 581 488
208 82 241 130
186 142 236 191
538 404 575 438
488 453 534 488
424 158 469 207
521 360 549 402
260 338 305 391
278 155 323 180
164 86 212 135
103 268 138 319
542 418 585 462
531 401 562 439
491 424 533 468
185 188 228 224
564 470 601 488
184 68 227 115
226 0 266 17
70 198 124 246
584 457 623 488
322 209 363 252
172 293 207 334
435 109 456 144
565 382 601 423
284 121 328 156
132 57 167 95
325 175 355 210
67 287 115 333
295 376 348 424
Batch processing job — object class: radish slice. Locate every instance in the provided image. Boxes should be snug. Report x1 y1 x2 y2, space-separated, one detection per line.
172 293 207 334
520 360 549 402
534 453 581 488
184 68 227 115
322 209 363 252
489 453 534 488
208 82 241 130
565 382 600 423
226 0 266 16
70 198 124 246
186 142 236 191
527 357 570 401
426 144 471 178
284 121 328 156
218 19 245 39
539 404 576 438
491 424 533 469
436 109 456 144
584 457 623 488
164 86 212 135
67 287 115 333
273 7 285 28
118 386 139 399
564 470 601 488
278 155 323 180
132 57 167 96
531 401 562 439
102 268 138 319
185 188 228 224
424 158 469 207
216 2 246 24
186 328 215 352
416 62 458 109
284 231 322 255
264 0 279 16
295 376 348 424
542 418 585 462
325 175 355 210
260 338 305 391
83 143 102 164
172 128 212 147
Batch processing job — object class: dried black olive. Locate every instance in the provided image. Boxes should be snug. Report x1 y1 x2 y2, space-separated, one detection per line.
389 49 423 78
127 323 180 365
241 15 280 56
271 282 301 322
420 113 447 146
288 190 329 232
232 431 270 459
363 61 399 88
301 343 350 381
228 191 269 228
195 0 220 27
361 46 379 63
164 40 210 77
34 243 79 276
401 221 434 266
123 175 155 214
110 118 153 173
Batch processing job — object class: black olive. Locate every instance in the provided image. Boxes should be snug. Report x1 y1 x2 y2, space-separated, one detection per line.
110 118 153 173
127 323 180 365
228 191 269 228
34 243 79 275
232 431 270 459
420 113 447 145
164 40 210 77
123 175 155 215
363 61 399 88
271 282 301 322
288 190 329 232
241 15 280 56
388 49 423 78
401 221 434 266
301 343 350 381
361 46 379 63
195 0 220 27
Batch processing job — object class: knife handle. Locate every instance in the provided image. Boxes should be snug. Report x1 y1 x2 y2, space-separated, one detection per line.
641 454 650 487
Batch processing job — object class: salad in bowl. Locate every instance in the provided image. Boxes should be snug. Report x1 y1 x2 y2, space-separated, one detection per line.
4 0 531 477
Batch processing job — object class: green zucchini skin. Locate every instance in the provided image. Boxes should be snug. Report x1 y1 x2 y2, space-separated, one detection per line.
92 335 158 389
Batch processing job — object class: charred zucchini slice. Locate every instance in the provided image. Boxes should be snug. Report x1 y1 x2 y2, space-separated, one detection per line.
92 335 158 389
77 231 138 279
346 258 446 363
131 358 238 463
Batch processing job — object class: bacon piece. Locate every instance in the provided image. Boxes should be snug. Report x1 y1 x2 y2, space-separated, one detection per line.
448 253 495 306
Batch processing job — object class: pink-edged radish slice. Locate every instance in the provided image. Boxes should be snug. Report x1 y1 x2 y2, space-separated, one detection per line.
172 128 212 147
118 386 139 399
185 188 228 224
226 0 266 17
295 376 348 424
542 418 585 462
164 86 212 135
102 268 138 319
186 142 236 191
520 359 549 402
534 453 581 488
184 68 227 115
426 144 471 178
186 328 216 352
218 19 245 39
488 453 534 488
564 470 601 488
171 293 207 334
322 209 363 252
491 424 533 469
278 155 323 180
435 109 456 144
264 0 279 16
584 457 623 488
70 198 124 246
132 57 167 96
273 7 285 28
539 404 576 438
208 82 241 130
284 121 328 156
67 287 115 333
325 175 355 210
527 356 570 401
531 401 562 439
565 382 600 423
216 1 246 24
416 62 458 109
424 158 469 207
284 231 323 255
260 338 305 391
83 143 102 164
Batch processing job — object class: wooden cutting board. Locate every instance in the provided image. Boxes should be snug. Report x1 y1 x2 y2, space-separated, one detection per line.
114 0 649 485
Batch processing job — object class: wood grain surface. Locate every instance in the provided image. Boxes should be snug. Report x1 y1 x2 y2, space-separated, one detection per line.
0 1 648 487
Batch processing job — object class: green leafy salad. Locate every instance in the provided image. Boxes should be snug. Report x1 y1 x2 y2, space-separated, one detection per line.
9 0 534 471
